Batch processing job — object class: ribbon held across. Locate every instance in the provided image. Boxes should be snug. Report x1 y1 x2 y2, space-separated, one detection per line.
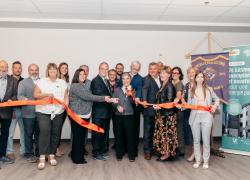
0 98 104 133
126 89 212 112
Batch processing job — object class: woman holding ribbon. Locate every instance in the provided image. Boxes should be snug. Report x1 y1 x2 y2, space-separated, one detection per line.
112 72 137 162
188 72 219 169
153 66 178 161
69 68 111 164
33 63 69 170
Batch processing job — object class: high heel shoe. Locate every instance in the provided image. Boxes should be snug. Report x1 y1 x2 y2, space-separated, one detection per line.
187 153 195 162
156 155 169 162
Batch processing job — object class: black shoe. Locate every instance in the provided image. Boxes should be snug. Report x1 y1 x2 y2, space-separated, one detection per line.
156 157 168 162
129 158 135 162
111 144 116 150
73 159 87 164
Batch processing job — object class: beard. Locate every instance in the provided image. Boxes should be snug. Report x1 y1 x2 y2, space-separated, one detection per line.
0 71 7 78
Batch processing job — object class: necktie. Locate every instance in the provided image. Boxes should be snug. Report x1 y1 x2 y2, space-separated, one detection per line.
104 79 111 93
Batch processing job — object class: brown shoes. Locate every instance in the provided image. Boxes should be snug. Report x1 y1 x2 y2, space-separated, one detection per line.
144 153 151 160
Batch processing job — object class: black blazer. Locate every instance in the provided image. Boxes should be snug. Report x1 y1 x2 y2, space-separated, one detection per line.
91 75 112 119
0 75 18 119
156 81 176 116
142 74 160 116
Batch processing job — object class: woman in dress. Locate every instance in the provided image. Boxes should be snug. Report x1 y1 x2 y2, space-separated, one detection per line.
153 66 177 161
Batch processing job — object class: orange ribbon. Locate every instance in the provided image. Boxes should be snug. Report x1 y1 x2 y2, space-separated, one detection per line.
126 89 212 112
0 98 104 133
136 100 212 112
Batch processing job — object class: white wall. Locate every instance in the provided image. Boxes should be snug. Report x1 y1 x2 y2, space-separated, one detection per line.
1 28 250 139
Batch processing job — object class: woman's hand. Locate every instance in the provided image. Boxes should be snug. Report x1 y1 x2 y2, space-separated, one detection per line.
173 98 180 103
153 104 161 110
210 105 217 113
181 97 186 104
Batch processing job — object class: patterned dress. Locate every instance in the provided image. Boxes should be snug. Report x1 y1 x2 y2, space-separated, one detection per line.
153 85 178 157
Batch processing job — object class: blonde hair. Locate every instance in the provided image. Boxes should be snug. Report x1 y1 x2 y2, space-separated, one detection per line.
160 66 172 74
187 66 198 74
46 63 58 77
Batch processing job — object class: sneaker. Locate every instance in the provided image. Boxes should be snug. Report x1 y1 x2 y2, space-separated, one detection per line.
0 156 15 164
193 161 201 169
6 153 15 161
102 153 110 159
203 162 209 169
27 155 37 163
93 155 107 161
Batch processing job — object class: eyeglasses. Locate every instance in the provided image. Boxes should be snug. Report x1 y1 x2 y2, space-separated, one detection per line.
172 72 180 75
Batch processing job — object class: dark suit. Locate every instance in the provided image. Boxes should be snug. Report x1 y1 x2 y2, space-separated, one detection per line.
91 75 112 156
0 75 18 157
131 73 143 154
142 74 160 154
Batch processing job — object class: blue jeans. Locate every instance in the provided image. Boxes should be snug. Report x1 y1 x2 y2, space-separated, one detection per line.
7 108 25 155
23 117 39 155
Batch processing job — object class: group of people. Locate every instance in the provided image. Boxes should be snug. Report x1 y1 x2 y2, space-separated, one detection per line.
0 59 219 170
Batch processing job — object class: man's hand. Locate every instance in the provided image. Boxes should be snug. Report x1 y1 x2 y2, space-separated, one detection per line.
117 105 124 113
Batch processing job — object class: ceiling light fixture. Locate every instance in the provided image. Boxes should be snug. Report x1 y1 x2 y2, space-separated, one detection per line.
204 1 210 5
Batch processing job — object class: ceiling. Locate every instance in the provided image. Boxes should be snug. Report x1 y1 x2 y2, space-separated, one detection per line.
0 0 250 31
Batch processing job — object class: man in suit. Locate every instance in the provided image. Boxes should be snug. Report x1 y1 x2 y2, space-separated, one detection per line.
91 62 112 160
142 62 161 160
0 60 18 164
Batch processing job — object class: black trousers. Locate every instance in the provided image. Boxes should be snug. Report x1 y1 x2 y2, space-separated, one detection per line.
176 110 185 154
134 106 142 154
23 117 39 156
0 117 11 157
91 117 110 156
57 111 67 148
111 112 116 143
143 115 155 154
70 116 89 164
36 112 64 155
115 115 136 160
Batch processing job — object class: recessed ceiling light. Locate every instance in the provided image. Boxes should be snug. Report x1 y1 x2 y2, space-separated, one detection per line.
204 1 210 5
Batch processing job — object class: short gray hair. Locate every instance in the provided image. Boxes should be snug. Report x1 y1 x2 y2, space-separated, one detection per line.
122 72 131 79
131 60 141 68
